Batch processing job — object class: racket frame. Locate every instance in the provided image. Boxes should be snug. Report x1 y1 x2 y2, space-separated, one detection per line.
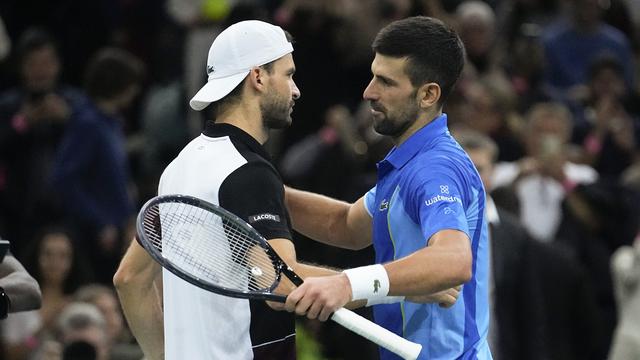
136 194 299 302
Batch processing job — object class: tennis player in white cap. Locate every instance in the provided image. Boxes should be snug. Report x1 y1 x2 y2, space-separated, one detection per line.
114 20 332 360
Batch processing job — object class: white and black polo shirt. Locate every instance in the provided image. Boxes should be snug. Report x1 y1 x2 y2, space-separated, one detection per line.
158 122 295 360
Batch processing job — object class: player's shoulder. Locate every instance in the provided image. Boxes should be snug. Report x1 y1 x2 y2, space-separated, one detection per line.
411 143 471 177
404 140 480 191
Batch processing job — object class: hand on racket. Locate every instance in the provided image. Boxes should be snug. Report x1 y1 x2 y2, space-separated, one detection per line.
284 273 353 321
136 194 422 360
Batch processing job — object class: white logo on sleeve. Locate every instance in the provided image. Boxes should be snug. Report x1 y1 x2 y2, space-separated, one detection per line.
424 184 461 207
248 213 281 223
424 194 462 207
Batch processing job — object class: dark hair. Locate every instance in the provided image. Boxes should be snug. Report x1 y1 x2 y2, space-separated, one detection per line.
372 16 465 105
16 27 58 63
213 30 294 114
84 47 145 100
26 225 89 294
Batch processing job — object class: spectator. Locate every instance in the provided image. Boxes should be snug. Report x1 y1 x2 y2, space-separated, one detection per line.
55 302 110 360
572 55 639 178
503 25 550 112
541 0 634 102
74 284 142 360
463 75 526 161
607 156 640 359
497 0 560 49
455 1 500 76
555 180 640 353
609 237 640 360
52 47 144 284
0 28 86 257
28 228 86 336
492 102 598 241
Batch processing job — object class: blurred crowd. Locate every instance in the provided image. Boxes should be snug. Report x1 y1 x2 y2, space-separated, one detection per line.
0 0 639 359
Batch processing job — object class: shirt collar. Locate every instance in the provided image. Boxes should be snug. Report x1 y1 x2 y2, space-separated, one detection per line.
384 114 449 169
202 122 272 161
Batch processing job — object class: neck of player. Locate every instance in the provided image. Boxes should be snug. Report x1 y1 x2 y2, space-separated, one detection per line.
216 98 269 144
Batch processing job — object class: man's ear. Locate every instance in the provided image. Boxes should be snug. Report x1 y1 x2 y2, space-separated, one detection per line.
417 83 441 109
248 67 267 93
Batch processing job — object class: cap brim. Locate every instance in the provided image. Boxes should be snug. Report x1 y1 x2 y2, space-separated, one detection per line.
189 71 249 111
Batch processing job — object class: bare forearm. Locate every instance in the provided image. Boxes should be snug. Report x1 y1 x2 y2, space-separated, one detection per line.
114 241 164 360
285 187 371 249
285 187 348 245
118 278 164 360
386 230 472 296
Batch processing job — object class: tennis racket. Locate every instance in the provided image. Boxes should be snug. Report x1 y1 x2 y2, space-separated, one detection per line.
136 194 422 360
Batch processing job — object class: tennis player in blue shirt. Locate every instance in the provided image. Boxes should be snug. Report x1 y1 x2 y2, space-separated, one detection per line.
282 16 492 359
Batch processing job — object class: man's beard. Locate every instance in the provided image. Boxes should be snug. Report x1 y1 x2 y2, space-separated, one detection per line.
261 89 292 130
372 99 419 138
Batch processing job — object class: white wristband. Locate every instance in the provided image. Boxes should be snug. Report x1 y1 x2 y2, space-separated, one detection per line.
343 264 390 302
366 296 405 307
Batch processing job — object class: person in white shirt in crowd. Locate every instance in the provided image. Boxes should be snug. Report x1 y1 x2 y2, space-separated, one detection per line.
491 102 598 241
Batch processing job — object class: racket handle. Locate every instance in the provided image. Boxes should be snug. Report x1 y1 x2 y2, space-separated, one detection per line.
330 308 422 360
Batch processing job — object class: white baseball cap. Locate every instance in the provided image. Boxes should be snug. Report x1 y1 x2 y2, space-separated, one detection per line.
189 20 294 111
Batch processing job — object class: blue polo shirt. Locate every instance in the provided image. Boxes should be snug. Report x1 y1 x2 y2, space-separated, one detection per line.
364 114 492 360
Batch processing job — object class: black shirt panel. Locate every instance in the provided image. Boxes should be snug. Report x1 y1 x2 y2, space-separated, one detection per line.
218 161 292 242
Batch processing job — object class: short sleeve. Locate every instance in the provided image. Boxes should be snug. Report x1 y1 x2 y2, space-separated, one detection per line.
364 186 377 217
219 162 292 241
408 165 470 243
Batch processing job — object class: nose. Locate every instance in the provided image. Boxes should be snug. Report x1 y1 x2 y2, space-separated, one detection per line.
363 79 376 101
291 81 301 100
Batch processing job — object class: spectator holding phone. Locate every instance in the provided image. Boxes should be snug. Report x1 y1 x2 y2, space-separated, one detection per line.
491 102 598 241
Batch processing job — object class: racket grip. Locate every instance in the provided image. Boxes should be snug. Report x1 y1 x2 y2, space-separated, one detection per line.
330 308 422 360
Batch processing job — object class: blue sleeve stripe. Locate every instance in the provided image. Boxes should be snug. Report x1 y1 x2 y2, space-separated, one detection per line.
463 190 485 351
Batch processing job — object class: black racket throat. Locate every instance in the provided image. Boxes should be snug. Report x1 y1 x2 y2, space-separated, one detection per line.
280 264 303 287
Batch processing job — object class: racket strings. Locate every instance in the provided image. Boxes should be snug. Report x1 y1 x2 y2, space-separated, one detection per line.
142 202 278 292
